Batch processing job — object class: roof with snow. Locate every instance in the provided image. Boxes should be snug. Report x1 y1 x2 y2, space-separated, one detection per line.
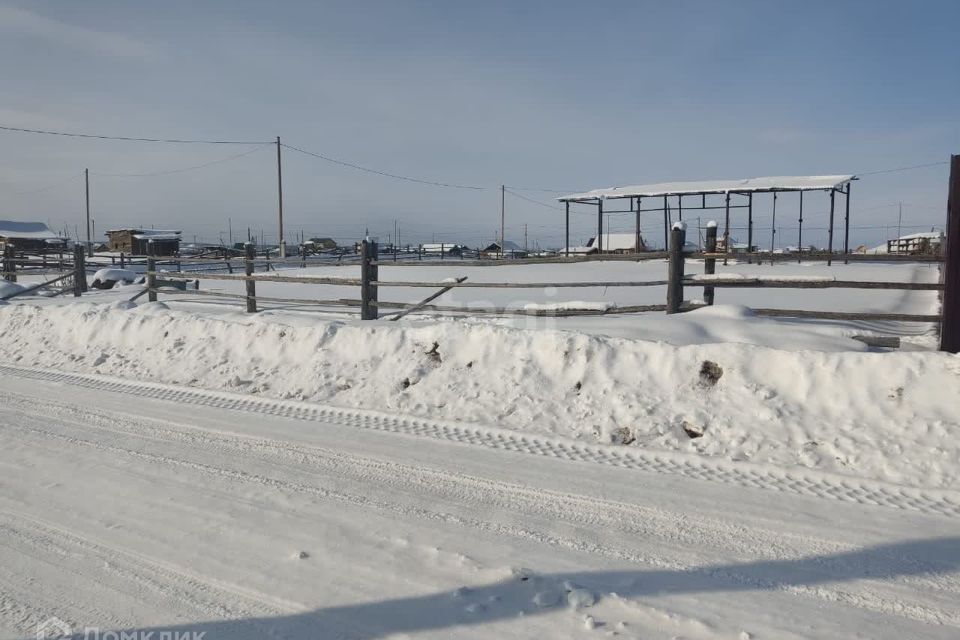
106 228 181 235
0 220 62 240
558 175 855 202
484 240 525 252
586 233 643 251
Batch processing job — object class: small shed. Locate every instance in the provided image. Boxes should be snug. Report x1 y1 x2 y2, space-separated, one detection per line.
0 221 67 252
420 243 465 256
307 237 338 250
106 229 181 256
482 240 527 258
586 232 646 254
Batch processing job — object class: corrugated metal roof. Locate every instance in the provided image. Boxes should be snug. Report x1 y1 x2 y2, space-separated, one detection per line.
558 175 854 202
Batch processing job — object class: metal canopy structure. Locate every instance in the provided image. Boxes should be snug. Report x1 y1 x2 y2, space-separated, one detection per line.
557 175 857 264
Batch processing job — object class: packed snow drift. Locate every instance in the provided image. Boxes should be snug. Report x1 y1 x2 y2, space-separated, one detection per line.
1 290 957 488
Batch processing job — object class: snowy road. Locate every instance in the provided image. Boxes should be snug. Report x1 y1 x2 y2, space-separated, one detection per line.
1 366 959 639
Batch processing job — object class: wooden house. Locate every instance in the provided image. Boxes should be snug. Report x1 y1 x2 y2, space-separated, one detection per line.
106 229 181 256
0 221 67 253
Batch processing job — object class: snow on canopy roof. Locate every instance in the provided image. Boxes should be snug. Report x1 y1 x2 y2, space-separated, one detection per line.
0 220 61 240
132 233 180 241
558 175 855 202
587 233 643 250
106 228 181 235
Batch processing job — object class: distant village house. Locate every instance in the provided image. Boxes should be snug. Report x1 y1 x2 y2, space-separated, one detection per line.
482 240 527 258
106 228 182 256
0 221 67 252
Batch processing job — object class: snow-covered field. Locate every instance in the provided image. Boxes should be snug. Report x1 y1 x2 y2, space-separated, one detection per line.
1 257 957 639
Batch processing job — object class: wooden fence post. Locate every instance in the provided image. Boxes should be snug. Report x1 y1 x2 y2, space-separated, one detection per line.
245 242 257 313
73 245 84 297
940 154 960 352
146 241 157 302
704 221 717 305
3 244 15 283
666 222 686 314
361 238 378 320
78 246 87 292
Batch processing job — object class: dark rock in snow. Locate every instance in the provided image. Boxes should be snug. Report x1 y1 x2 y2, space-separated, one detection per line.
682 421 705 438
699 360 723 386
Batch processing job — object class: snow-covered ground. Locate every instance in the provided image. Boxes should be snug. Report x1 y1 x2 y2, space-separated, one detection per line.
0 368 958 640
1 257 958 638
0 258 953 488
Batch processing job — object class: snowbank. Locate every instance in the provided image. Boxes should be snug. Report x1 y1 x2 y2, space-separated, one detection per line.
0 301 958 488
0 281 27 299
91 268 138 283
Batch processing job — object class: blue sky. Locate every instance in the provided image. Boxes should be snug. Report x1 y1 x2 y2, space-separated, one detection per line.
0 0 957 249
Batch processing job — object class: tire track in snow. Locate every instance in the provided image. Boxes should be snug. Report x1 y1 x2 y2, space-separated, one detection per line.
2 363 958 519
4 404 959 626
0 510 299 625
6 388 959 603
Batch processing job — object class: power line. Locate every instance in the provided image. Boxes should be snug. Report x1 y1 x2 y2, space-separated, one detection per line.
857 160 949 177
281 143 486 191
91 145 268 178
0 124 271 145
503 188 563 211
504 185 577 194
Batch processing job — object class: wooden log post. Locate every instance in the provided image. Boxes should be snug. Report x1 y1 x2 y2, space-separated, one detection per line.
243 242 257 313
666 222 686 314
941 154 960 352
146 241 157 303
360 238 378 320
78 246 87 292
3 244 15 283
72 245 84 297
704 221 718 305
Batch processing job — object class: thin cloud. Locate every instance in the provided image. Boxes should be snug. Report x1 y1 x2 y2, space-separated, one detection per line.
0 5 153 59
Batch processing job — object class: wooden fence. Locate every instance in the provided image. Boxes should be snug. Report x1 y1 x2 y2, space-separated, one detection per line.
3 237 951 348
126 237 948 329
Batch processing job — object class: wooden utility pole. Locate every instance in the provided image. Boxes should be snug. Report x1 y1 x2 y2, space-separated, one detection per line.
85 168 92 257
940 154 960 352
500 185 505 258
276 136 285 257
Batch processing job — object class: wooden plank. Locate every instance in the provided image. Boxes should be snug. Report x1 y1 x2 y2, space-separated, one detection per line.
752 308 939 322
685 278 943 290
851 335 901 348
697 252 943 263
370 280 671 288
389 277 467 321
